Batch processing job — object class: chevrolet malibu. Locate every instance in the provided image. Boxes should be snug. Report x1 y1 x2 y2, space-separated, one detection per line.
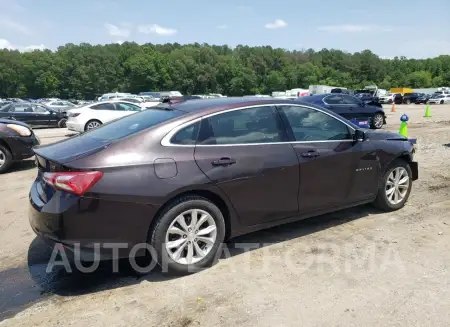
29 98 418 274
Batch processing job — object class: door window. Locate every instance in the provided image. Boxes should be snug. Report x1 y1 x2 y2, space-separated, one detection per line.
341 95 362 105
279 105 352 141
33 105 48 113
323 95 343 105
12 104 33 112
90 103 116 110
171 122 201 145
198 106 283 145
116 102 141 111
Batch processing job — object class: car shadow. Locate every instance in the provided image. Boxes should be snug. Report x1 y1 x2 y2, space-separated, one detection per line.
6 159 36 173
443 143 450 148
0 204 380 321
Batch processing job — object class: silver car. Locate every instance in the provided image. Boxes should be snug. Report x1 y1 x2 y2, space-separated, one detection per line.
44 100 76 112
428 94 450 104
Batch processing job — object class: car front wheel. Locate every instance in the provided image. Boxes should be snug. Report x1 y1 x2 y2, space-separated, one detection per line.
373 159 412 211
371 113 384 129
149 196 226 275
0 145 13 174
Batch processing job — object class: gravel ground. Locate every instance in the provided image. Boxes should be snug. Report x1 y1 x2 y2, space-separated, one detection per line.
1 103 450 327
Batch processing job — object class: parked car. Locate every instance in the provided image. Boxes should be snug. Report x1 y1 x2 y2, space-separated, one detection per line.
29 97 418 274
0 118 40 173
428 94 450 104
415 94 433 104
0 102 68 128
298 94 386 129
65 100 143 132
43 100 77 113
402 93 423 104
393 93 404 104
117 96 161 108
379 93 401 104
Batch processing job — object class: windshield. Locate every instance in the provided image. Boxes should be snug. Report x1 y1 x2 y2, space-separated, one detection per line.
77 107 186 141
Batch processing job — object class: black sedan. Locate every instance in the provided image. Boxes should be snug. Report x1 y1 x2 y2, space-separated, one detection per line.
29 97 417 274
0 119 40 173
0 102 68 128
415 94 432 104
298 94 386 129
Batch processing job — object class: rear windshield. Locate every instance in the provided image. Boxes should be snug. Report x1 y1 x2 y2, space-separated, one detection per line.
78 107 185 141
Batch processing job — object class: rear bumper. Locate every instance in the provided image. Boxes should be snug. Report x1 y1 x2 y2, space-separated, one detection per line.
66 121 84 133
28 179 159 260
4 134 40 161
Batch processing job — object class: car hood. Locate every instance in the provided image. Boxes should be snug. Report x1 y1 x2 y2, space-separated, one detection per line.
0 118 31 128
364 129 407 141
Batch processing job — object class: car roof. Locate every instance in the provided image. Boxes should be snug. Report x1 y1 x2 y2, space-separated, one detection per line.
166 97 307 113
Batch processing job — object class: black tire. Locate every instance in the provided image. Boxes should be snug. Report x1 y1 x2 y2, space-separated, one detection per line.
372 159 412 211
149 195 226 275
84 119 102 131
440 100 444 104
406 99 411 104
371 113 384 129
0 145 13 174
58 118 67 128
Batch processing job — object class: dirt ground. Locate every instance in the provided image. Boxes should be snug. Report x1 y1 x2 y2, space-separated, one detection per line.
1 103 450 327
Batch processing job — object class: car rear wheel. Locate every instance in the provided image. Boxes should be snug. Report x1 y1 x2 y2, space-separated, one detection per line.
406 99 411 104
149 196 226 275
84 120 102 131
440 100 444 104
371 113 384 129
373 159 412 211
0 145 13 174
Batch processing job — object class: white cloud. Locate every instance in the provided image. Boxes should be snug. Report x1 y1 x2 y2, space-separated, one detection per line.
217 24 228 29
137 24 177 36
0 39 47 52
265 19 287 29
0 16 31 35
104 23 131 38
317 24 392 33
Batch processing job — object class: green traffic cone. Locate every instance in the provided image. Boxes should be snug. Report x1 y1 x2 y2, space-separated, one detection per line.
399 121 408 137
424 104 431 117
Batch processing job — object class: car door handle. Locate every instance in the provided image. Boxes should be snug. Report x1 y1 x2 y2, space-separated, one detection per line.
211 157 236 166
301 150 320 158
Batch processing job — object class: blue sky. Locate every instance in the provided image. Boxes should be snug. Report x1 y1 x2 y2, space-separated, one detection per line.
0 0 449 58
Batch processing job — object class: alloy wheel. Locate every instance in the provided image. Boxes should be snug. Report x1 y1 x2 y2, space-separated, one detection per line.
385 167 410 205
373 114 384 129
86 121 100 130
165 209 217 265
0 149 5 167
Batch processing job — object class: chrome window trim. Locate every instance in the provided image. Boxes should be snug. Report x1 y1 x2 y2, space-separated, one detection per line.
160 103 356 147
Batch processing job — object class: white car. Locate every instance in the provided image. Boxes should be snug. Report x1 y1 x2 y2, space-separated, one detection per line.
66 100 143 132
116 96 161 108
428 94 450 105
379 93 400 104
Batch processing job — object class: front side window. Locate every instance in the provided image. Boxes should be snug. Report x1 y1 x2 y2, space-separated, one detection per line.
279 105 352 141
33 105 48 113
341 95 361 105
323 95 343 105
198 106 282 145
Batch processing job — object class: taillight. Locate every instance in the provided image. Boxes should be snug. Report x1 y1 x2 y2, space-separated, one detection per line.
43 171 103 195
69 113 80 117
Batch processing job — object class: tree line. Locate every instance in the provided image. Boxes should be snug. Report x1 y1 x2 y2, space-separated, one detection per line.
0 42 449 99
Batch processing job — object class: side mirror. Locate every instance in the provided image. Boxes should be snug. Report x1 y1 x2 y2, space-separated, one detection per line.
354 129 365 142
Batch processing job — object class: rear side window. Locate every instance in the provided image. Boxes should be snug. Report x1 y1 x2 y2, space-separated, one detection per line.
171 121 200 145
198 106 283 145
79 108 185 141
91 103 116 110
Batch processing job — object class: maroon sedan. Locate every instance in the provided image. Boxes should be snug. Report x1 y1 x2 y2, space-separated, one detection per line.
29 97 418 274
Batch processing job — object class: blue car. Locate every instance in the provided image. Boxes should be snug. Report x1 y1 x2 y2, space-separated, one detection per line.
297 94 386 129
